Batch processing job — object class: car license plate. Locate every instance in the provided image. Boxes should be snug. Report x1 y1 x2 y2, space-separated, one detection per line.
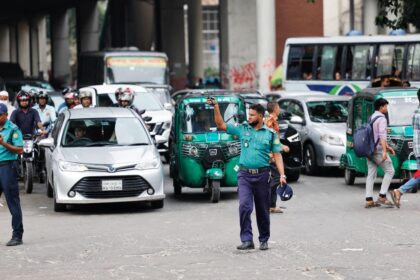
101 180 123 191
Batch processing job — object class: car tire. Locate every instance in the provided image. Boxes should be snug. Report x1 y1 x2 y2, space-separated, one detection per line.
286 169 300 182
344 168 356 185
151 199 164 209
210 180 221 203
304 143 319 175
173 179 182 195
54 198 67 212
46 180 53 198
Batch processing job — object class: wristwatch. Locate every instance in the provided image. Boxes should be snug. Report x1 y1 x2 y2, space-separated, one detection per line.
280 175 287 179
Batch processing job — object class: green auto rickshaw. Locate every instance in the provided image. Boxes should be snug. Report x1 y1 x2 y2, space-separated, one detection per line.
169 91 246 202
340 87 418 185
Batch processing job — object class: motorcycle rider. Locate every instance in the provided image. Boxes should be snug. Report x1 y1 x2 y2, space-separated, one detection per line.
73 90 94 109
33 91 57 127
0 91 16 118
10 90 47 136
58 87 77 113
115 87 143 116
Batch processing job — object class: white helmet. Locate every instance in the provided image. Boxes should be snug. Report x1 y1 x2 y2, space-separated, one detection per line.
118 88 135 106
78 90 92 100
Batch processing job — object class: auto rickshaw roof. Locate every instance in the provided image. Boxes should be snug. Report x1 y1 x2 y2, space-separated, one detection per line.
175 89 257 105
356 87 418 100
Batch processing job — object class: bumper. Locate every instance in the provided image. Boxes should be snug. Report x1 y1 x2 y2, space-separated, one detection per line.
314 142 346 167
54 167 165 204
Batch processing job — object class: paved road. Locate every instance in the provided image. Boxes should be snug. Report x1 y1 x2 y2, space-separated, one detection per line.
1 166 420 280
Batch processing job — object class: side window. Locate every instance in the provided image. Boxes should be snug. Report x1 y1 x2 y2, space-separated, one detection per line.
52 114 65 145
288 101 304 118
377 44 405 78
344 45 373 80
317 45 338 80
286 45 315 80
407 43 420 81
279 100 290 111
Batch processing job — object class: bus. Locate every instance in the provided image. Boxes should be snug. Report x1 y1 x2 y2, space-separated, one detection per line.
282 35 420 95
78 49 169 88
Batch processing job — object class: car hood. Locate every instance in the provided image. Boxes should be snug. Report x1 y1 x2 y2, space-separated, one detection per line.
144 110 172 123
60 145 158 165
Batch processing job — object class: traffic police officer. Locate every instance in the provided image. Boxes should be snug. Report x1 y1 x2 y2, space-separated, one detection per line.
208 98 287 250
0 103 24 246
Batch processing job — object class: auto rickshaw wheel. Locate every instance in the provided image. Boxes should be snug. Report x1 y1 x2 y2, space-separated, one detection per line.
286 169 300 182
304 144 319 175
344 168 356 185
209 180 221 203
173 179 182 195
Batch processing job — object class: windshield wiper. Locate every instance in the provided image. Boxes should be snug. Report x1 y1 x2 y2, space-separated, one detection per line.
125 143 150 146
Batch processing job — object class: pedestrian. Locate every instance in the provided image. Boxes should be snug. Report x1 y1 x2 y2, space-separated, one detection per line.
0 103 24 246
265 102 290 213
0 90 16 118
390 89 420 207
365 98 395 208
380 75 391 88
209 98 287 250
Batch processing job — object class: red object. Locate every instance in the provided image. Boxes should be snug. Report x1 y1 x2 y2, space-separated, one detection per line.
414 170 420 179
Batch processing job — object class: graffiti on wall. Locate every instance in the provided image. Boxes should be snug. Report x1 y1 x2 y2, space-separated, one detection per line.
229 62 257 90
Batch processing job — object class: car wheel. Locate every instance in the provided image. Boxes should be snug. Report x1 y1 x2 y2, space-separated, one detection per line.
54 198 67 212
46 179 53 198
151 199 164 209
173 179 182 195
344 168 356 185
286 169 300 182
304 144 319 175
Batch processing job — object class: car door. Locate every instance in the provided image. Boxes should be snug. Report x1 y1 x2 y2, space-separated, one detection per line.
286 100 307 142
45 114 65 184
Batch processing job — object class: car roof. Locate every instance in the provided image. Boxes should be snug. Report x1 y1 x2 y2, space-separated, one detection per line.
358 87 418 96
281 94 351 102
66 107 136 119
80 84 149 94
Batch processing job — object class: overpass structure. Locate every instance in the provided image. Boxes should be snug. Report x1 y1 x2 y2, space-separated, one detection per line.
0 0 276 91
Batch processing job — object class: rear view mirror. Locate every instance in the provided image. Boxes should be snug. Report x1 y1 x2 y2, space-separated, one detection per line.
38 138 54 148
290 115 304 125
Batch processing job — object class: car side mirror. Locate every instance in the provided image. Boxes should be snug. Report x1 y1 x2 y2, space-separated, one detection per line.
290 115 304 125
164 102 173 110
38 138 55 148
138 109 146 115
279 111 292 121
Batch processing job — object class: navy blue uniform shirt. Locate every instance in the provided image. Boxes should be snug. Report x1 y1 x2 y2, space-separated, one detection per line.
10 108 41 135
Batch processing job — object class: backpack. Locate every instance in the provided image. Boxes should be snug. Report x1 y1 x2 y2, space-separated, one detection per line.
353 115 383 158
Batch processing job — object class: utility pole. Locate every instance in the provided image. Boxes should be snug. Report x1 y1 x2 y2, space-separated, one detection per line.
349 0 355 31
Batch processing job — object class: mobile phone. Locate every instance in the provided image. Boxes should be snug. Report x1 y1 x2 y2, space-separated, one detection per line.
207 96 216 105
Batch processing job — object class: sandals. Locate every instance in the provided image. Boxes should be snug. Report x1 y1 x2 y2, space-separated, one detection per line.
365 201 380 208
376 197 394 207
389 190 401 208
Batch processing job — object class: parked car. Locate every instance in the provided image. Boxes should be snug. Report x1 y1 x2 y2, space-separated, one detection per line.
39 107 165 212
265 90 328 103
79 84 172 161
278 94 350 174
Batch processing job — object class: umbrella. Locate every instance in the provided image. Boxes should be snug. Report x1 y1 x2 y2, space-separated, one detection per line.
271 64 283 87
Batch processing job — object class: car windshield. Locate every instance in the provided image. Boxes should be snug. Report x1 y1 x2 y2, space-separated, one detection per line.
146 88 172 105
105 56 167 85
98 91 164 111
182 102 240 133
387 96 419 126
61 118 150 147
307 100 348 123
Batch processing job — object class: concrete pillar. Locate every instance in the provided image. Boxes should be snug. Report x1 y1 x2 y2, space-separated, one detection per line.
9 25 18 63
220 0 257 90
51 10 71 88
18 20 30 77
187 0 204 85
159 0 187 90
37 17 48 81
126 0 155 50
30 17 40 77
0 24 11 62
77 0 100 53
363 0 378 35
256 0 275 92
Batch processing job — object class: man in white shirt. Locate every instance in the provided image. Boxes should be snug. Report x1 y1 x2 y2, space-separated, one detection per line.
32 91 57 126
0 91 16 119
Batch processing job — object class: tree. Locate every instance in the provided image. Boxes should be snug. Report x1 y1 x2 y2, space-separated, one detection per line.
307 0 420 30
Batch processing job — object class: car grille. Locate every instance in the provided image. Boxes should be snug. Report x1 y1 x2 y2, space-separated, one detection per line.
71 176 152 199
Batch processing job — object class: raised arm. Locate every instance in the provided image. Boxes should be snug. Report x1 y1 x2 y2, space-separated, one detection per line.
207 97 226 131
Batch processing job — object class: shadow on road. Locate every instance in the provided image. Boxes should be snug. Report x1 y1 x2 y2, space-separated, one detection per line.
167 188 238 203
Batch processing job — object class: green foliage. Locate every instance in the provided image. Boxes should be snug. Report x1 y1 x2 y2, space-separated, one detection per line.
375 0 420 30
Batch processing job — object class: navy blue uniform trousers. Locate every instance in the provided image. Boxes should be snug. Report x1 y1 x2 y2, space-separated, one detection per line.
0 162 24 239
237 170 270 243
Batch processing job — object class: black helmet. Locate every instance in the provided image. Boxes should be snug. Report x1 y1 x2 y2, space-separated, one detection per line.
36 91 49 100
62 87 78 96
16 90 32 108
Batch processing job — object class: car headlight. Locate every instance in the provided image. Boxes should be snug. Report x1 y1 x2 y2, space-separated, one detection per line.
135 156 160 170
59 161 88 172
287 133 300 143
320 134 344 146
189 146 198 157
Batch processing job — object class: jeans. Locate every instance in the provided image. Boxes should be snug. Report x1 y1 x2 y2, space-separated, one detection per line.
0 161 24 239
399 177 420 193
366 152 395 199
269 163 280 208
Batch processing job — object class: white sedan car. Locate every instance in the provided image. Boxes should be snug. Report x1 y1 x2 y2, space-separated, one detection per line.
40 107 165 212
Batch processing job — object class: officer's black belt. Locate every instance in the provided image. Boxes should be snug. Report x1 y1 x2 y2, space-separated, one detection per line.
240 166 270 174
0 160 14 167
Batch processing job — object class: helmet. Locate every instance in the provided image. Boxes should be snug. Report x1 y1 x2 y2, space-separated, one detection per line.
62 87 76 96
36 91 49 100
276 184 293 201
78 90 92 100
114 87 124 101
64 92 75 99
118 87 135 106
16 90 32 108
